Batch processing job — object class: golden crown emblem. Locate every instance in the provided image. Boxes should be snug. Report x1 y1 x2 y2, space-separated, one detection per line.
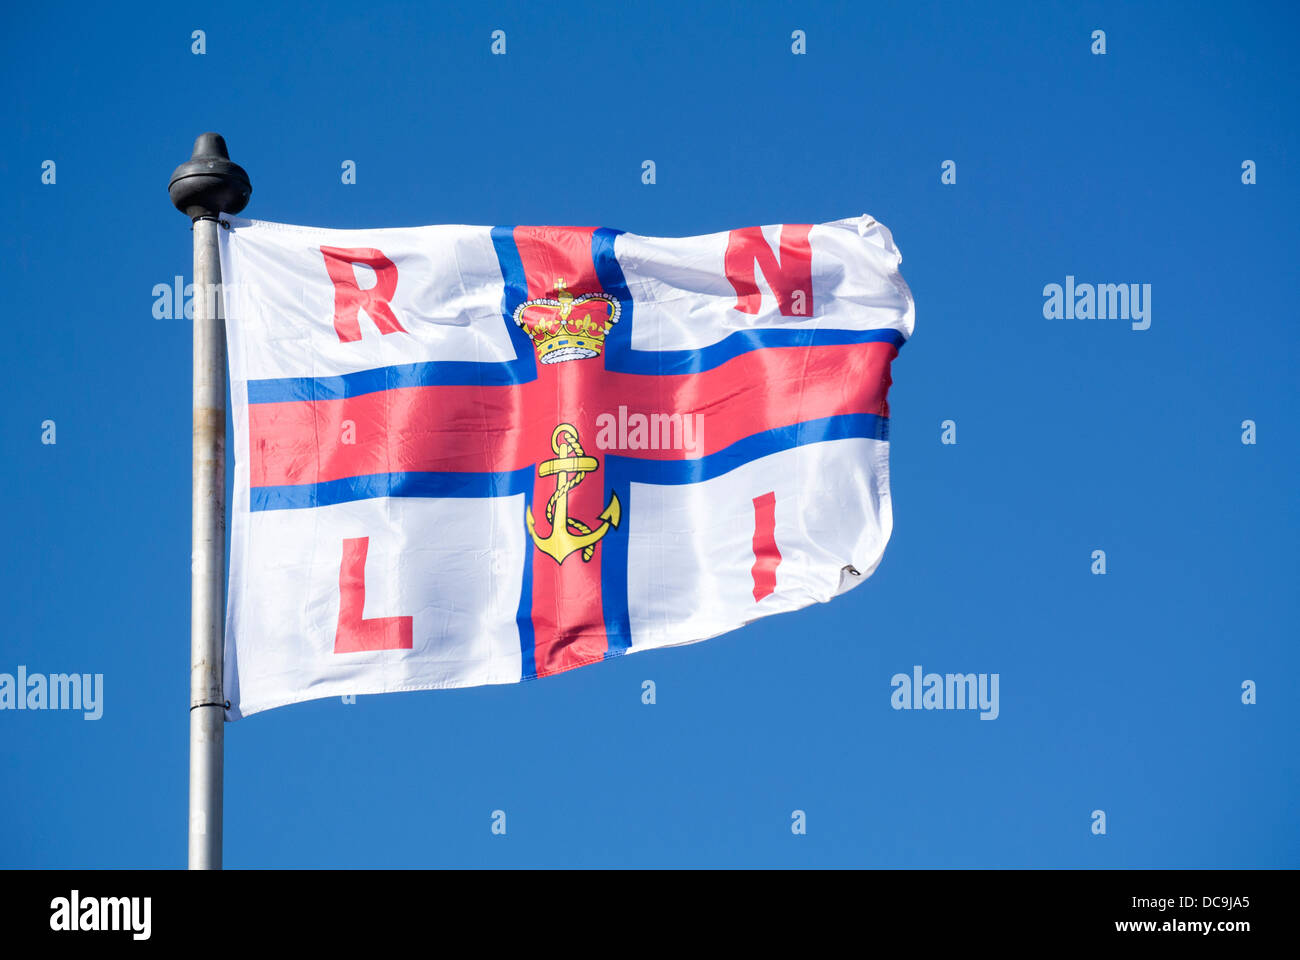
513 279 621 364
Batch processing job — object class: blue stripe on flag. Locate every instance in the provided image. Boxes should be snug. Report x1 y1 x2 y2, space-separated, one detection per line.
249 467 534 511
247 359 534 403
599 466 633 655
605 412 888 487
491 225 539 381
606 326 905 376
515 480 538 679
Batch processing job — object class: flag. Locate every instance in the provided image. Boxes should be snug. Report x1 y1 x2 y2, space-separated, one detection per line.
218 215 914 718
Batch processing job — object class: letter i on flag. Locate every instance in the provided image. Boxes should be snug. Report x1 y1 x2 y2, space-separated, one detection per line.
218 215 914 718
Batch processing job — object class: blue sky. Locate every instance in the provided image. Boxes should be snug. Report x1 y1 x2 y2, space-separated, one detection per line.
1 0 1296 867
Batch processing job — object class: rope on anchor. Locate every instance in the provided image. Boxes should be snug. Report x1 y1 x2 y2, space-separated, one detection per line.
545 424 598 562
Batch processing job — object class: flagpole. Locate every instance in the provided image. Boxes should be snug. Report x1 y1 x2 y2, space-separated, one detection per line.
169 134 251 870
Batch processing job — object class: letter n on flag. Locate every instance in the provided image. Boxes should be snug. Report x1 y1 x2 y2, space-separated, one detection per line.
217 215 914 717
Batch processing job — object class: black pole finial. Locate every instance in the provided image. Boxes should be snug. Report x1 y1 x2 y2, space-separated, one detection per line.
169 133 252 220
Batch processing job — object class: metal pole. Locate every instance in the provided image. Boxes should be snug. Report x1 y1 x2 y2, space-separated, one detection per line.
169 134 251 870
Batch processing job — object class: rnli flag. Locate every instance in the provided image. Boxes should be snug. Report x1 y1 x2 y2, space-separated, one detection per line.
218 215 915 718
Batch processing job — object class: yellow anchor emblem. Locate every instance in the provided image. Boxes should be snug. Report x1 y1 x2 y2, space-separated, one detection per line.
526 423 621 564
